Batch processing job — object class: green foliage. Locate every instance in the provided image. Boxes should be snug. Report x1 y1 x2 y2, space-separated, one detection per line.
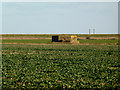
78 39 118 44
2 39 51 44
2 44 120 89
2 39 118 45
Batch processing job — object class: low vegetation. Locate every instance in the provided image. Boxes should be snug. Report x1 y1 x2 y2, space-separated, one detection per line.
2 39 118 45
78 39 118 45
2 44 120 89
1 34 120 89
2 39 51 44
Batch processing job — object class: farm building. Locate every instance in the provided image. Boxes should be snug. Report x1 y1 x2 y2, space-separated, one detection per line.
52 35 79 43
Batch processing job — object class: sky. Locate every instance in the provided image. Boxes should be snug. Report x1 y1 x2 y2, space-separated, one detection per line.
2 0 120 2
0 1 2 34
2 2 118 34
118 1 120 34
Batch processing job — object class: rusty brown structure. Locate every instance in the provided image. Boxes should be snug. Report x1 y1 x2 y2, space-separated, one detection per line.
52 35 79 43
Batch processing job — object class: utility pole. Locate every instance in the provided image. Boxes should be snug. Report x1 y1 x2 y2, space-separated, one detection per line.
93 29 95 34
89 29 91 35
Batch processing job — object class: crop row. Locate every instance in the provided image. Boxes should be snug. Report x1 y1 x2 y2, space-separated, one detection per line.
2 44 120 89
2 39 118 45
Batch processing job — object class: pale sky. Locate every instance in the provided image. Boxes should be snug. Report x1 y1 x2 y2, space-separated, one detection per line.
2 0 120 2
2 2 118 34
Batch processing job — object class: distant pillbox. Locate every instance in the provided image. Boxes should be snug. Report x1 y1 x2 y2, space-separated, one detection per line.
52 35 79 44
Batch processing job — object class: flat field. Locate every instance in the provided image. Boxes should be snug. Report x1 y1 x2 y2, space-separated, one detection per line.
1 39 118 45
1 34 119 45
2 44 120 89
1 34 120 89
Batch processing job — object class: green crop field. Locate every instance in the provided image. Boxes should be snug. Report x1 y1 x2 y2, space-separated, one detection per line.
1 34 119 45
2 44 120 89
78 39 118 45
2 39 51 44
2 39 118 45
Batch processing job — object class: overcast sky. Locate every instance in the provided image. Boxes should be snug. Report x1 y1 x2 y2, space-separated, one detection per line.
2 2 118 34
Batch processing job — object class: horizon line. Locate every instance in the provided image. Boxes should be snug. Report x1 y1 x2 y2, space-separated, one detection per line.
0 33 119 35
